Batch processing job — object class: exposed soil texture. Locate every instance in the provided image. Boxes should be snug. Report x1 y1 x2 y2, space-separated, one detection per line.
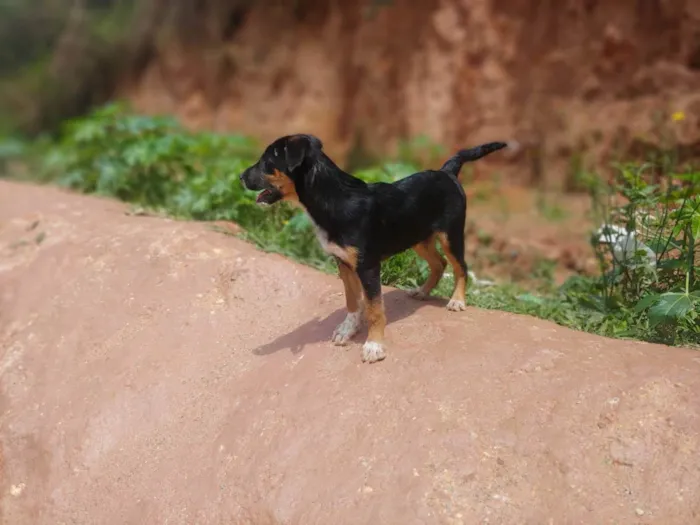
125 0 700 181
465 184 598 286
1 180 700 524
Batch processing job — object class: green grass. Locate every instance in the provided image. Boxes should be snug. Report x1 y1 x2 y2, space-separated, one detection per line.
5 102 699 347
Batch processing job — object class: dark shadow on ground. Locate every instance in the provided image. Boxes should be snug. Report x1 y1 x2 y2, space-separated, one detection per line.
252 289 447 356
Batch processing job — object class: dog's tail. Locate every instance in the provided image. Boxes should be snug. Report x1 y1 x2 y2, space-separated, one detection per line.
440 142 508 178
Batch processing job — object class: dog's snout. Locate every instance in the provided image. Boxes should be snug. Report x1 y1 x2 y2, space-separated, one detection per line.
239 165 265 191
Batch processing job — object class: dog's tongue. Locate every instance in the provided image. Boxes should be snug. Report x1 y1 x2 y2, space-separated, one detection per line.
256 190 270 203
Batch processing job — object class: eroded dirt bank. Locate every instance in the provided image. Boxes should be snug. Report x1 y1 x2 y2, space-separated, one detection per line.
1 180 699 524
126 0 700 182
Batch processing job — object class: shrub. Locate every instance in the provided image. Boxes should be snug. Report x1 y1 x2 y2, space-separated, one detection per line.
586 162 700 344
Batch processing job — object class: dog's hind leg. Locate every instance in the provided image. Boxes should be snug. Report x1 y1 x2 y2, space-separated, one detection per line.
438 229 468 312
357 264 387 363
332 260 364 346
408 235 447 300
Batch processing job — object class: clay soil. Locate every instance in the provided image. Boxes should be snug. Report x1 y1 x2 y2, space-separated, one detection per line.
1 180 699 524
465 182 598 286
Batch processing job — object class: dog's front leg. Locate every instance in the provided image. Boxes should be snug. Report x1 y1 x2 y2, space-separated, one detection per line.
357 264 387 363
332 260 364 345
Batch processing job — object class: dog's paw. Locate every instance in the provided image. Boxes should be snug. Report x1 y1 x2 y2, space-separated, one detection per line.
361 341 387 363
331 312 362 346
407 287 428 300
446 299 466 311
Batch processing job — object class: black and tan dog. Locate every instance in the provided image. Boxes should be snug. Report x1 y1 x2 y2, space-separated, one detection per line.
240 134 507 363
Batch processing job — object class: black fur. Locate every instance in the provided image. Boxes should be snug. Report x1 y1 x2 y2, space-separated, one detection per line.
240 134 507 362
439 142 509 177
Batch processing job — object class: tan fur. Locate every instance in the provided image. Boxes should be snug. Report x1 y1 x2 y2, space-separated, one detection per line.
365 296 386 345
411 235 447 296
338 263 363 313
437 232 466 306
342 246 359 270
265 169 299 202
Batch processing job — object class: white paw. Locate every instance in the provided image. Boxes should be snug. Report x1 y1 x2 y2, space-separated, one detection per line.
446 299 466 311
331 312 362 346
361 341 387 363
407 287 428 300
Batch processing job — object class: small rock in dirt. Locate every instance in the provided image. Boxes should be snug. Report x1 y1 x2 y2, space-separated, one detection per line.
635 508 645 516
10 483 25 497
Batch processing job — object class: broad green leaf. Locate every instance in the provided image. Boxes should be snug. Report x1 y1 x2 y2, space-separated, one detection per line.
647 238 681 254
123 144 150 167
674 172 700 183
692 213 700 240
73 120 107 143
634 293 660 312
648 292 695 327
657 258 687 271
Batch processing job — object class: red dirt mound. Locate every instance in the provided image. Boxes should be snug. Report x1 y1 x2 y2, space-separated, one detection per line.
1 181 699 524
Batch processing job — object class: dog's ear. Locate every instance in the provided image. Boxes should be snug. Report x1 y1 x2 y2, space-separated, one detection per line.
284 134 323 172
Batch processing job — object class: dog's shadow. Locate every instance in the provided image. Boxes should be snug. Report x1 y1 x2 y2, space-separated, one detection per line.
253 289 447 357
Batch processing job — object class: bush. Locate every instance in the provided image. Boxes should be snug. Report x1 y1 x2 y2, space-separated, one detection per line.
586 163 700 344
12 103 699 347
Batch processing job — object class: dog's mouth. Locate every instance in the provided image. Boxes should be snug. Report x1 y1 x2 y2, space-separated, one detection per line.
255 188 282 206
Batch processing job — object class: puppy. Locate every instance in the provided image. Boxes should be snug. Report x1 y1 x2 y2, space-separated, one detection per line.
240 134 507 363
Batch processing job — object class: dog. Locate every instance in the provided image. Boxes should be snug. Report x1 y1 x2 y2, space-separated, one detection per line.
240 134 507 363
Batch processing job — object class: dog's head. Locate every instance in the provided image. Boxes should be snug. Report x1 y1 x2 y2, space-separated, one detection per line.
239 134 324 205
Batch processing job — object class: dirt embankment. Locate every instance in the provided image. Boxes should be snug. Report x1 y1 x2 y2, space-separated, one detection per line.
1 181 700 524
125 0 700 184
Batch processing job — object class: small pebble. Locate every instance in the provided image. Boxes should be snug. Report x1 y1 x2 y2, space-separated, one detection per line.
635 508 645 516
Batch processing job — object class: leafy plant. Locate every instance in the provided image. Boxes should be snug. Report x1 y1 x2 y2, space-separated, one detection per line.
585 160 700 344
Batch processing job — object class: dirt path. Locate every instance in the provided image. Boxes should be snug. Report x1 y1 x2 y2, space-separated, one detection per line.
0 180 699 524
